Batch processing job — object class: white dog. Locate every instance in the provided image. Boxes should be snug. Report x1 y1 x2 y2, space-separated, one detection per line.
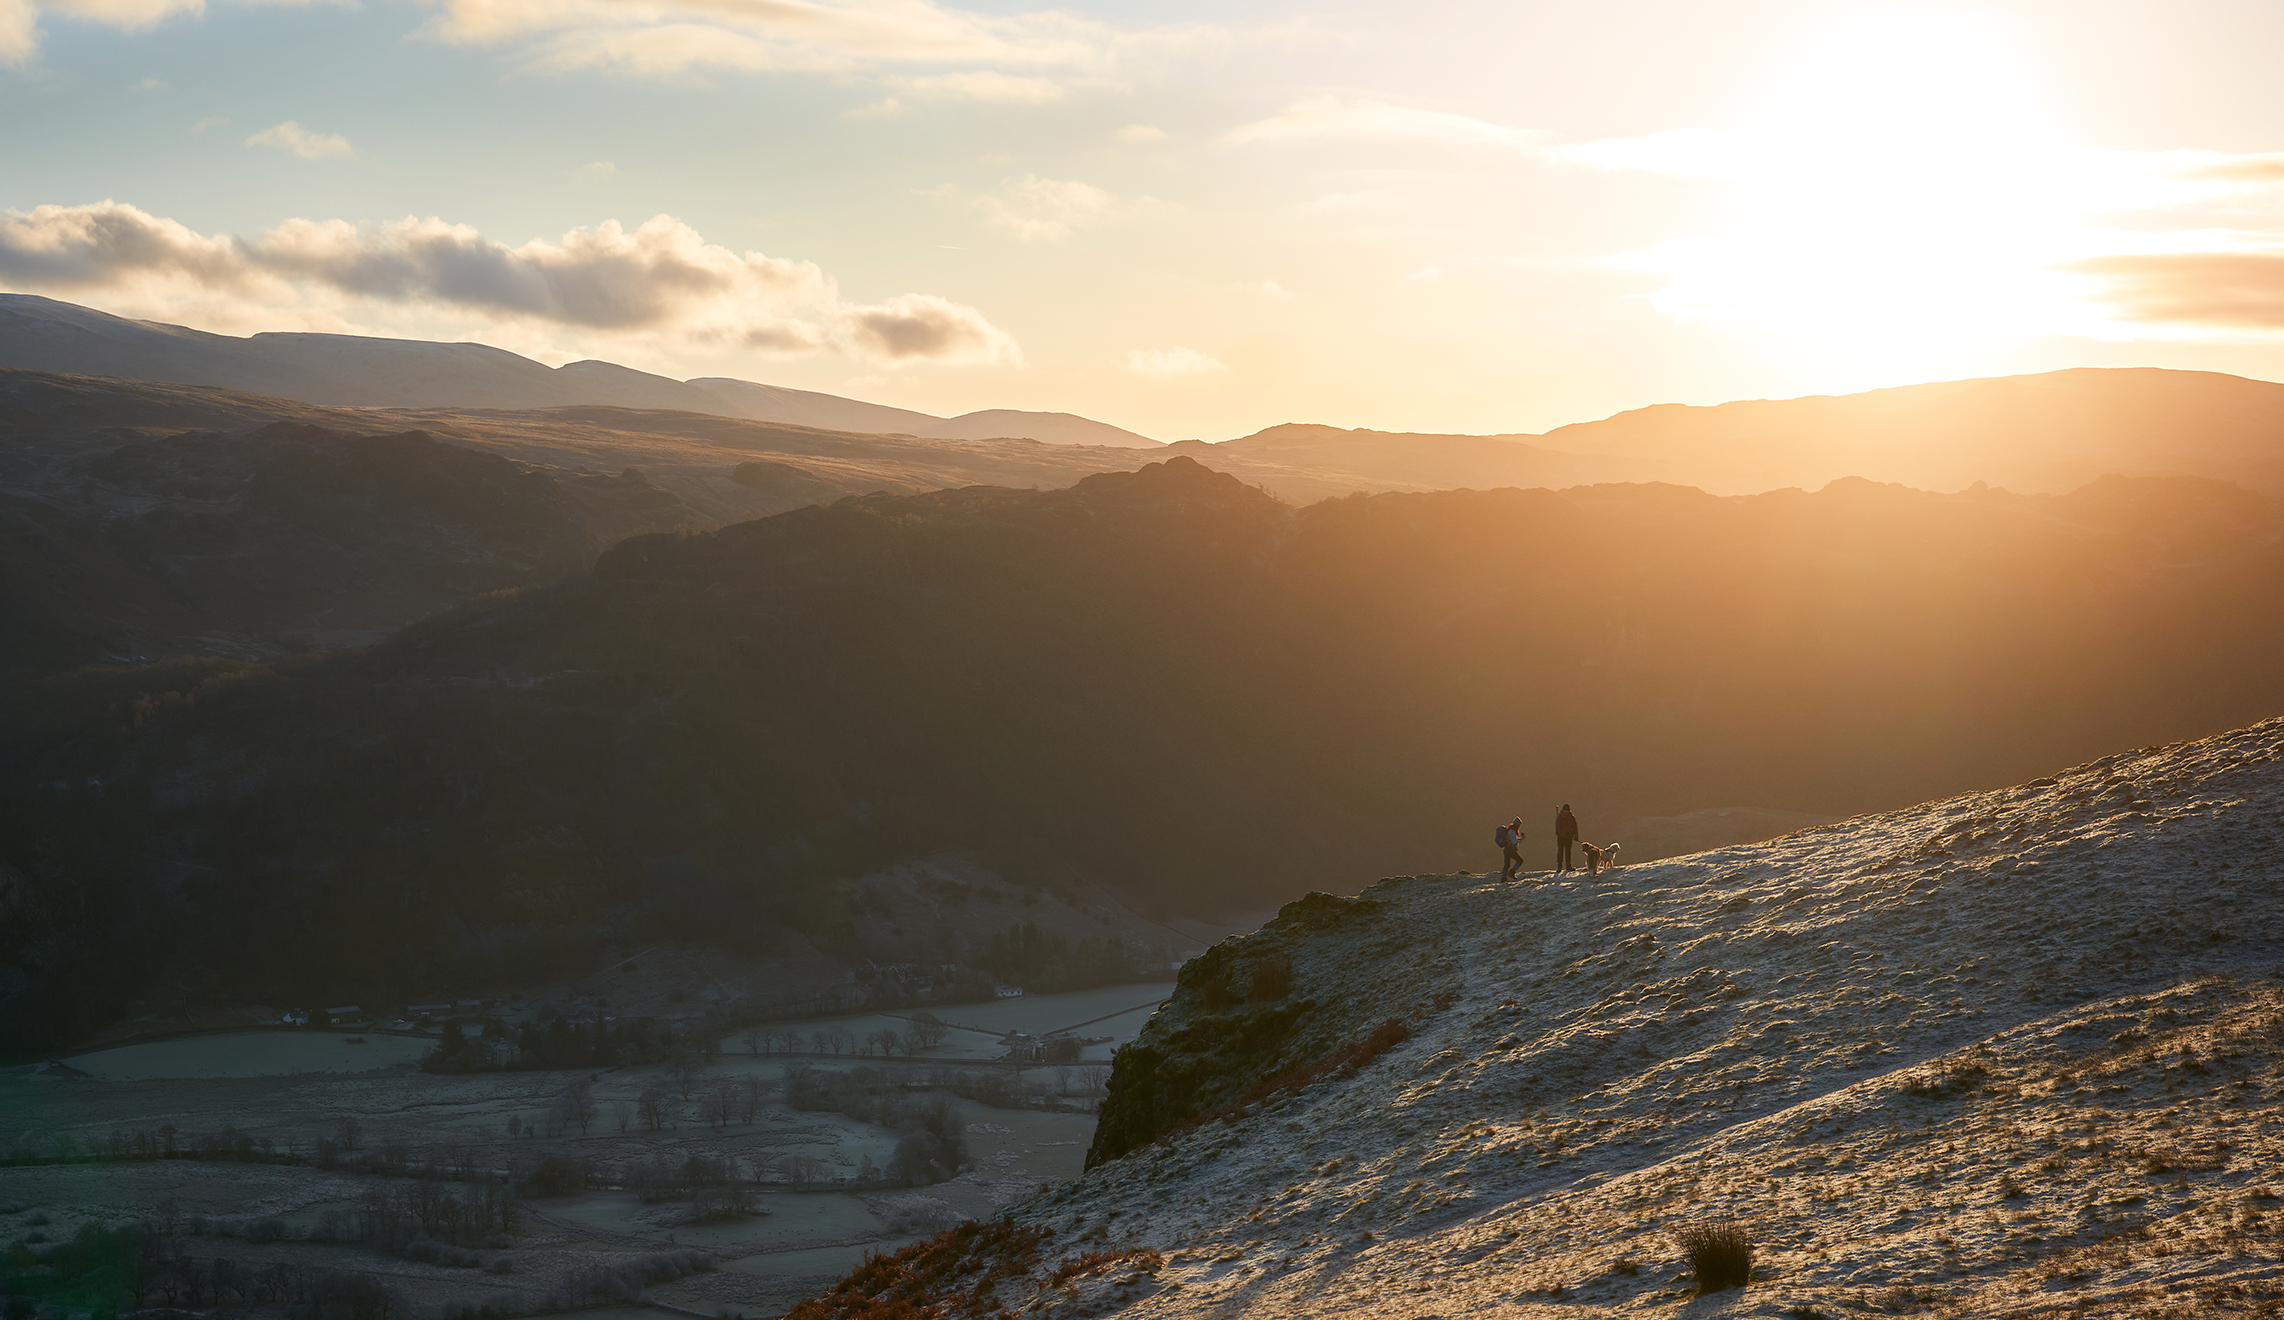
1583 841 1620 875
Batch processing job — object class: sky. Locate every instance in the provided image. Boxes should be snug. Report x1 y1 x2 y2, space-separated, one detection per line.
3 0 2282 440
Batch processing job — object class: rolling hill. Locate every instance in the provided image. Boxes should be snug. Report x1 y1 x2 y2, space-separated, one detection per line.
0 293 1162 446
1537 366 2284 496
4 454 2279 1056
0 370 1205 671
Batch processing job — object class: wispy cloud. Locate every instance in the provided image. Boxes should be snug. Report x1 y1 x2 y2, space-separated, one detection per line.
1123 346 1224 377
1115 124 1166 144
4 0 332 67
1225 98 1556 152
245 120 354 160
423 0 1102 82
572 160 619 181
948 174 1118 243
894 70 1066 104
0 200 1022 364
2069 248 2284 330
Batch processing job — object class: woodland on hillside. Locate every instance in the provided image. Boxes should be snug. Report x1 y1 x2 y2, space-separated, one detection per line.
2 457 2280 1055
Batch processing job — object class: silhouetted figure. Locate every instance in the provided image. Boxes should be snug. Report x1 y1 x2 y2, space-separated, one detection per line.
1496 817 1526 880
1555 804 1579 872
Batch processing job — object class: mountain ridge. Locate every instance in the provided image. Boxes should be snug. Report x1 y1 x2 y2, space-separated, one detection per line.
0 293 1163 447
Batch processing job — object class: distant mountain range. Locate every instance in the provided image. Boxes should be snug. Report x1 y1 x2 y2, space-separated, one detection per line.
11 292 2284 498
0 293 1164 448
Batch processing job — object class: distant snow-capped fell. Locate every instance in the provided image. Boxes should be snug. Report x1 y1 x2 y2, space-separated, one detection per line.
0 293 1160 446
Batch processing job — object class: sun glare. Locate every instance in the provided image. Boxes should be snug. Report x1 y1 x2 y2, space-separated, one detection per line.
1625 10 2110 377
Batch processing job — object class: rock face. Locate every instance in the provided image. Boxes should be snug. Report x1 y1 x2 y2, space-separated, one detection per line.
801 715 2284 1318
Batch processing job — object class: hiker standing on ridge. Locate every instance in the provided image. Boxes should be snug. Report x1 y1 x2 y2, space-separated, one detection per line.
1555 804 1579 873
1496 817 1526 880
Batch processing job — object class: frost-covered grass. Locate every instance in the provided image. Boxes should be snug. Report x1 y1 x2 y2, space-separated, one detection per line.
788 715 2284 1319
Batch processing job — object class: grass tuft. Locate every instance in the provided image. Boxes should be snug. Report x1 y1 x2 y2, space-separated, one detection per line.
1674 1219 1754 1293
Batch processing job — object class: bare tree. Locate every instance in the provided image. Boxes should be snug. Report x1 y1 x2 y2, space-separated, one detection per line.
613 1101 633 1133
909 1012 949 1049
743 1029 761 1056
809 1029 829 1055
564 1078 598 1136
669 1049 699 1100
638 1088 667 1133
335 1115 361 1151
705 1080 737 1129
739 1074 763 1124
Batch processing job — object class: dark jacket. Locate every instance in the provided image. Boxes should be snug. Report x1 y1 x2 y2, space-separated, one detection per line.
1556 809 1578 839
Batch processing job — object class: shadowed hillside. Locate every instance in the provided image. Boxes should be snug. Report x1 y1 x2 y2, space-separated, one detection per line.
3 455 2280 1055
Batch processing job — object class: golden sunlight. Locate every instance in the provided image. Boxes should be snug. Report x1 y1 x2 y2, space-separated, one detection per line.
1622 10 2109 372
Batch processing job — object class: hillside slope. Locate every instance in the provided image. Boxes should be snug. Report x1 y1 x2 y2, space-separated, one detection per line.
5 457 2281 1056
801 715 2284 1319
1541 367 2284 496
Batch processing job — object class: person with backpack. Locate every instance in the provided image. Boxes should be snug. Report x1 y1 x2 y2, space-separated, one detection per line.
1496 817 1526 880
1555 804 1579 872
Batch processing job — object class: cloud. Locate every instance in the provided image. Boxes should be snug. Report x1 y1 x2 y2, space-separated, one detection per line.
1123 346 1224 377
5 0 326 66
423 0 1104 81
245 120 354 160
0 200 1022 364
893 70 1065 104
1237 278 1290 300
955 174 1117 242
2068 250 2284 329
0 0 38 66
1225 98 1556 152
572 160 619 180
130 74 166 91
191 115 226 132
1115 123 1166 144
848 292 1019 360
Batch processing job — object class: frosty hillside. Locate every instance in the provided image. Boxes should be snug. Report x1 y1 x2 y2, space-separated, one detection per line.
797 715 2284 1318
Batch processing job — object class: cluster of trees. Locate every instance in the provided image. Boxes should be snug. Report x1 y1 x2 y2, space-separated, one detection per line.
545 1250 713 1311
782 1066 969 1186
740 1011 951 1060
972 924 1149 994
424 1014 723 1074
324 1179 519 1256
0 1221 413 1320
